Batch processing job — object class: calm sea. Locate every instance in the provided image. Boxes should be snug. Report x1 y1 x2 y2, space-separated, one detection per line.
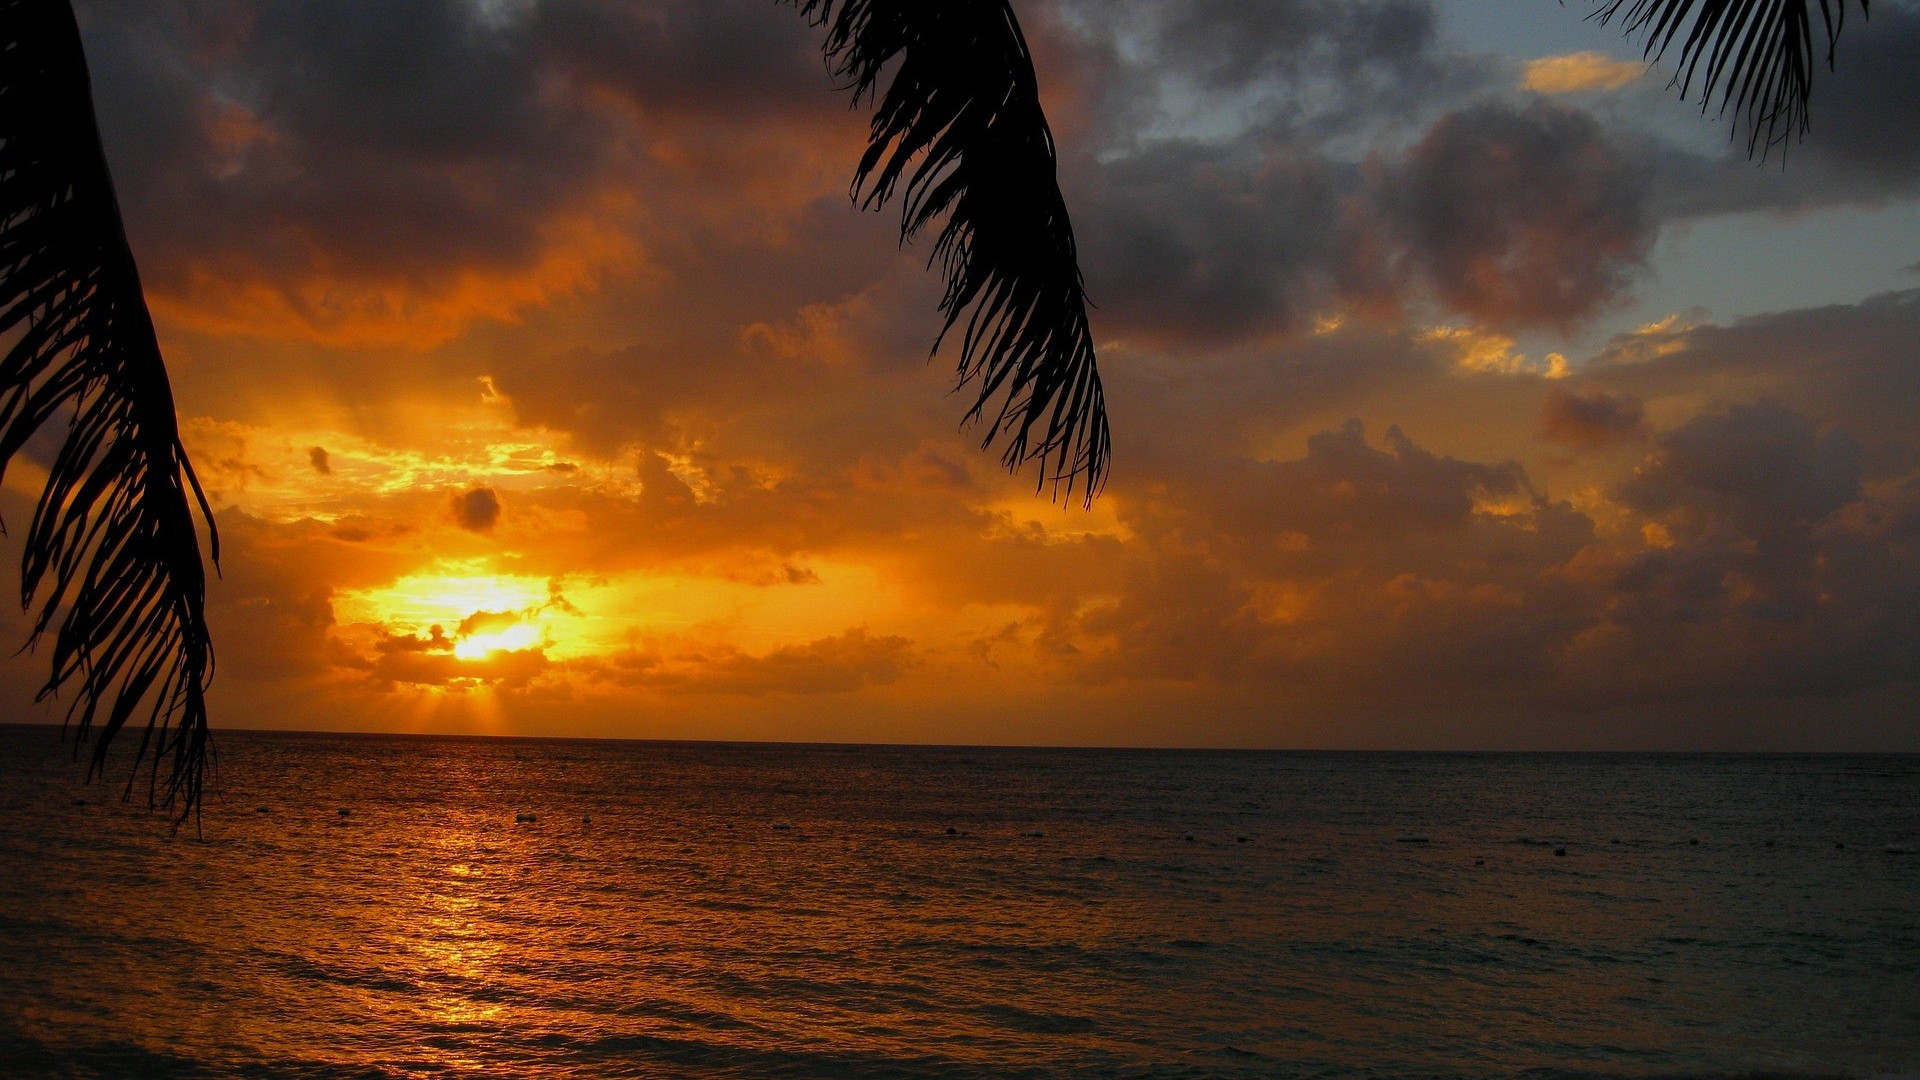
1 724 1916 1079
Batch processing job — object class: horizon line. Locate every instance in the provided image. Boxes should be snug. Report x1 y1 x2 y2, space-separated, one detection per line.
1 720 1910 756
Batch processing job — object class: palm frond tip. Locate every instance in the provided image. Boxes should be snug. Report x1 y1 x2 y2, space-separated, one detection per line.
1 0 219 821
795 0 1111 503
1590 0 1869 155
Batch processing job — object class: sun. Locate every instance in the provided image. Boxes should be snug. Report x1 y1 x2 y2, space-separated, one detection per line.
370 571 550 622
337 565 571 662
453 621 541 660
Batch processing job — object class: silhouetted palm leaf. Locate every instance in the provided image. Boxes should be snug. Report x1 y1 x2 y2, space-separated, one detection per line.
1590 0 1868 154
796 0 1110 503
1 0 218 822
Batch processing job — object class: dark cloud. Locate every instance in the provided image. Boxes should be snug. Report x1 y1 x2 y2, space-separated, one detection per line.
456 610 520 638
1231 418 1531 539
1072 134 1364 344
308 446 332 474
1587 290 1920 475
1047 0 1484 142
1562 401 1913 701
1055 420 1592 687
72 0 1674 368
1641 6 1920 220
1381 99 1655 330
71 0 851 344
1072 97 1658 344
451 486 502 533
1620 401 1863 535
1155 0 1445 102
78 0 607 280
1034 0 1668 345
532 0 821 115
1067 403 1914 707
1049 1 1913 350
1540 386 1645 450
1801 4 1920 186
366 643 549 689
377 625 454 655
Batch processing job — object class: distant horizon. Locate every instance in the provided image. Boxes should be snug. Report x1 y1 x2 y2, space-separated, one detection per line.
5 720 1913 757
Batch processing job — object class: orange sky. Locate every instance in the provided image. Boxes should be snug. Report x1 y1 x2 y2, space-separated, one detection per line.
4 0 1918 750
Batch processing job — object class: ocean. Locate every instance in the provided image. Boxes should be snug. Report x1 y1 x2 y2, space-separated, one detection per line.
1 724 1915 1078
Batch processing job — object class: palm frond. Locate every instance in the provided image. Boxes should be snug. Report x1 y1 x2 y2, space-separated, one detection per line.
1 0 218 822
795 0 1110 504
1589 0 1868 155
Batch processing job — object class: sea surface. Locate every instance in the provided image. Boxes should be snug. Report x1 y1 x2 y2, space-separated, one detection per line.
0 725 1916 1079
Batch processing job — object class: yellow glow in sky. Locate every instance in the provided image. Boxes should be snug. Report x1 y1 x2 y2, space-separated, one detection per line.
345 569 550 629
338 567 566 659
453 622 542 660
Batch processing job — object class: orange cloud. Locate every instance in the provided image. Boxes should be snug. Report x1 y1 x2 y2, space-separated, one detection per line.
593 628 914 696
1541 387 1646 450
1522 52 1644 95
145 198 648 347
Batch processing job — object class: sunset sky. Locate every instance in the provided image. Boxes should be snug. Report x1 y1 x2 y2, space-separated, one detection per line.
4 0 1918 749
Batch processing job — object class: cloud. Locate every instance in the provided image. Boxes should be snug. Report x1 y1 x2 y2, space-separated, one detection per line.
1152 0 1446 99
1071 135 1366 344
72 0 853 346
1045 2 1910 350
450 486 502 532
1636 7 1920 220
1033 0 1671 346
77 0 622 343
1540 386 1646 450
1586 290 1920 474
1799 5 1920 186
1048 420 1590 688
366 642 550 689
192 288 1914 734
77 0 1674 372
456 610 520 638
1379 99 1655 330
1002 345 1917 714
1069 89 1659 345
1552 400 1914 702
600 628 914 695
377 625 455 654
1619 401 1863 535
1521 51 1643 94
308 446 332 475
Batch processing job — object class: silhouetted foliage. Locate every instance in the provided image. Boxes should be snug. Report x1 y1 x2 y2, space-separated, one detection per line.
1589 0 1869 155
797 0 1110 504
0 0 218 822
